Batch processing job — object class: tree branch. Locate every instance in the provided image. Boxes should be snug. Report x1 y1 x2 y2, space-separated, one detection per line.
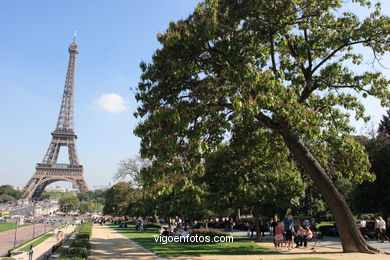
312 39 372 73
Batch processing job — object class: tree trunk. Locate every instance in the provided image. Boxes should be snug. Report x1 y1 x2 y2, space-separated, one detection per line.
237 208 241 220
278 126 377 253
254 206 262 241
152 208 159 223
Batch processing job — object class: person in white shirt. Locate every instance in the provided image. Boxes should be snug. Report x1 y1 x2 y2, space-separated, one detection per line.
378 216 386 243
358 218 368 239
375 217 381 241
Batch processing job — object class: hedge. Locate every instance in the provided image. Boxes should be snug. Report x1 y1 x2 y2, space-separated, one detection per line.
60 221 92 260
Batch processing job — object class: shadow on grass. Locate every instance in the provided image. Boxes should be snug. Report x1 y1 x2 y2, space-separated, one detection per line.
107 224 276 257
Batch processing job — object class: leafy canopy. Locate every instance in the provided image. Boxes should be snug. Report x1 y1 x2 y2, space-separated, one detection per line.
135 0 389 187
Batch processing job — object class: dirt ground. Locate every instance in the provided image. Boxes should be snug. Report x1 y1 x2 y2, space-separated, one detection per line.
173 242 390 260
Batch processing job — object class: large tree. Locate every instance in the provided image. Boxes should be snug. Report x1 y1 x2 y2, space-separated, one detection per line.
204 138 305 241
135 0 389 253
103 182 142 217
0 185 21 202
352 134 390 220
378 109 390 137
59 193 79 213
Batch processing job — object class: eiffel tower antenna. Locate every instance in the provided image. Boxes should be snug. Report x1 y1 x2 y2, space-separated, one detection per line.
21 36 88 200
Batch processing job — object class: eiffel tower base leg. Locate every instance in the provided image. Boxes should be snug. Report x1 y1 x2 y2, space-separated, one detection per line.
21 167 88 200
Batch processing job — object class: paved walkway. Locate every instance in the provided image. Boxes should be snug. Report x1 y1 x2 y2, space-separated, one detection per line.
12 225 75 260
175 241 390 260
90 224 159 260
226 230 390 253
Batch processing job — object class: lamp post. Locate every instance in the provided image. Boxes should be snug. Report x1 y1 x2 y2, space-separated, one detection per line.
32 202 36 238
13 201 21 248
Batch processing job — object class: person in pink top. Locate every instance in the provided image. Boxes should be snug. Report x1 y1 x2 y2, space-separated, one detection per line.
295 226 305 247
274 222 284 250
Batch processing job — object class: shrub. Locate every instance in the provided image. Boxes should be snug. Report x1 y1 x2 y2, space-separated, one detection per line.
66 247 88 258
60 221 92 260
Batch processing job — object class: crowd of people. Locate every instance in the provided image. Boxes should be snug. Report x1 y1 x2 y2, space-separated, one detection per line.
358 216 388 242
267 214 388 250
269 215 315 250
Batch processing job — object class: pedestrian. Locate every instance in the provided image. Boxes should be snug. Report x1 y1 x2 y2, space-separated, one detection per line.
249 223 256 238
245 222 250 236
271 216 278 246
274 222 284 250
358 217 368 239
303 218 310 228
374 216 380 241
28 245 34 260
295 226 305 247
283 214 295 249
311 218 317 233
378 216 386 243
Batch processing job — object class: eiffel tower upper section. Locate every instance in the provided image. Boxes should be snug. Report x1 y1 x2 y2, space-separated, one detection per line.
40 35 80 166
54 36 78 135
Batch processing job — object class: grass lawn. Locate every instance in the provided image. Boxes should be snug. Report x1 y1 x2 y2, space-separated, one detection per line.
0 222 32 232
108 224 276 257
19 233 53 252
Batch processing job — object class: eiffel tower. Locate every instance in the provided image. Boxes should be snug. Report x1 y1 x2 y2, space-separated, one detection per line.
21 35 88 200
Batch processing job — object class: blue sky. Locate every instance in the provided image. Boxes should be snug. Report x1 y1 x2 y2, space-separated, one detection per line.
0 0 389 188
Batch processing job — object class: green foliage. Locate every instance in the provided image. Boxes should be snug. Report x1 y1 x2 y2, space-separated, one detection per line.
378 109 390 137
103 182 142 217
352 135 390 216
60 222 92 260
77 190 105 204
133 1 390 235
59 193 79 213
0 185 21 202
39 191 76 200
0 194 15 203
204 140 305 218
78 201 95 214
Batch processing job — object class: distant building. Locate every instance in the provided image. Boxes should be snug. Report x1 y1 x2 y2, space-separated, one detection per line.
45 185 66 192
11 186 23 191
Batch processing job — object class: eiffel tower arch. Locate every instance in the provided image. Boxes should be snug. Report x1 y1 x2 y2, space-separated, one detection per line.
21 35 88 200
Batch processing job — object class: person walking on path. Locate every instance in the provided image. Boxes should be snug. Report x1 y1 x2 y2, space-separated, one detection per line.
271 216 278 246
378 216 386 243
283 215 295 250
28 245 34 260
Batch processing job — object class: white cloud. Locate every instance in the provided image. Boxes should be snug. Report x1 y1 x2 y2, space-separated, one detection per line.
95 93 129 113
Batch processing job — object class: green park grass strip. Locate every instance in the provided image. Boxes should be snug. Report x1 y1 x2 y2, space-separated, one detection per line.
0 222 32 232
19 233 53 252
108 224 276 257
